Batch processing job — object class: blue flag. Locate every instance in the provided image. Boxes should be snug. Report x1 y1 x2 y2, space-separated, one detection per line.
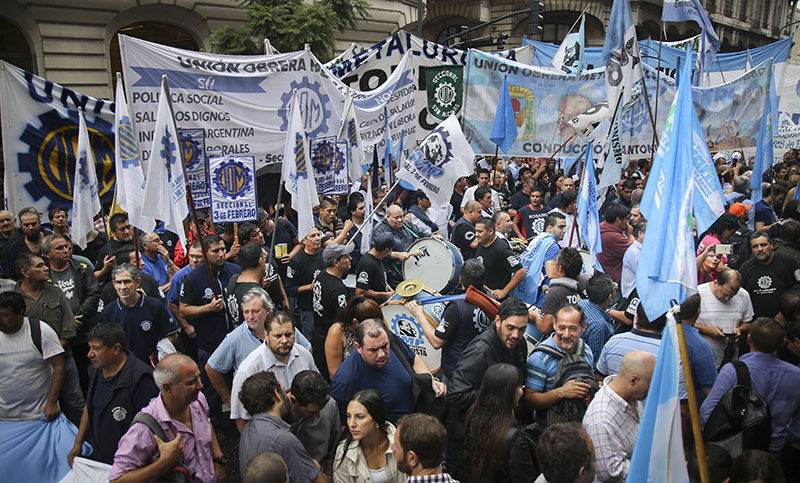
382 105 394 184
490 75 518 153
661 0 720 52
636 47 698 320
750 60 776 214
628 311 690 483
576 142 603 271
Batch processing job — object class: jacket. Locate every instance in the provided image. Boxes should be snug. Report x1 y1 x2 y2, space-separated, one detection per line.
333 423 406 483
50 258 101 340
85 351 159 464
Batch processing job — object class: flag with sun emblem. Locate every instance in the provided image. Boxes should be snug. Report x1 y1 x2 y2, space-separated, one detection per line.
72 109 102 250
142 77 188 246
282 89 320 240
114 76 154 232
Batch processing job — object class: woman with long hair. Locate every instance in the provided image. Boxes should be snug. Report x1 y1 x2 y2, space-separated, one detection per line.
334 390 406 483
464 363 532 482
325 296 382 379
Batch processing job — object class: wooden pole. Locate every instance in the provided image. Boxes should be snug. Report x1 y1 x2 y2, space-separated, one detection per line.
233 222 239 245
162 75 218 297
567 155 586 247
266 183 284 271
651 23 665 164
543 132 579 167
673 308 710 483
132 229 140 269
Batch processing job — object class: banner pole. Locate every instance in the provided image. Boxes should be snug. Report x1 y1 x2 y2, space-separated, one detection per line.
347 179 400 245
567 155 586 247
267 182 284 273
543 132 578 167
162 75 218 297
651 22 664 165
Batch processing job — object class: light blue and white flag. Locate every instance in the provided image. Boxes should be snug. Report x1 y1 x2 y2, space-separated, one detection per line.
396 115 474 207
72 109 102 250
382 105 394 185
361 173 374 254
490 75 518 153
602 0 645 109
628 309 690 483
636 47 698 320
750 60 776 222
662 0 719 52
282 89 320 240
142 77 188 246
576 142 603 272
552 14 585 75
114 76 154 232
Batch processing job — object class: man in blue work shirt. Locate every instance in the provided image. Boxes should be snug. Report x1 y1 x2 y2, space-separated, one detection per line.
99 264 176 364
140 231 179 293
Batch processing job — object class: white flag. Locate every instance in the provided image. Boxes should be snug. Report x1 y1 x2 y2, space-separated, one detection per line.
282 90 320 240
360 173 373 254
396 115 474 207
142 78 188 246
339 90 365 183
114 76 154 232
72 109 102 249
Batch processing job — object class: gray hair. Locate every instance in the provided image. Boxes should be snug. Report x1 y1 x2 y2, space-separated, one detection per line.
42 233 71 254
241 287 275 313
153 354 195 389
112 263 141 282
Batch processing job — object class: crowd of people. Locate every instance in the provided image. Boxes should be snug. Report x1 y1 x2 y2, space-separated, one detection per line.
2 149 800 483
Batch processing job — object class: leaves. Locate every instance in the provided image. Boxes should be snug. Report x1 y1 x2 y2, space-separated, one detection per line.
212 0 370 61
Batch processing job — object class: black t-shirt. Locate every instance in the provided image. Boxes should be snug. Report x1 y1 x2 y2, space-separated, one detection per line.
475 237 523 290
450 191 464 221
740 252 800 318
541 278 584 316
284 250 324 310
312 271 349 337
452 221 476 260
516 205 550 239
226 274 263 326
509 190 530 211
355 252 388 294
270 219 298 279
347 224 363 275
435 299 492 379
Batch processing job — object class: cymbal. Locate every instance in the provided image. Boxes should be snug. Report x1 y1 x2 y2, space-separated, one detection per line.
396 278 424 297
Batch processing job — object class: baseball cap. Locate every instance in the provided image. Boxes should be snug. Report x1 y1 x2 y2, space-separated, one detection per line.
712 153 726 162
373 232 394 251
729 202 752 217
732 152 742 161
322 243 354 266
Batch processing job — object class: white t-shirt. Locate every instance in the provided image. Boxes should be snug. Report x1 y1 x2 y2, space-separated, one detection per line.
0 319 64 420
696 283 755 367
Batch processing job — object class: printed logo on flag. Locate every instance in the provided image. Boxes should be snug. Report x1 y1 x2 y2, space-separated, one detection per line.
180 134 202 170
118 116 140 169
178 128 210 209
408 128 453 178
279 77 332 138
213 159 253 200
424 66 463 122
18 109 115 205
294 133 309 179
312 139 345 175
509 85 535 140
311 137 349 195
160 130 178 181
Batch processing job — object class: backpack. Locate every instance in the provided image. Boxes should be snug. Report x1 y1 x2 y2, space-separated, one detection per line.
132 412 195 483
29 318 43 355
532 339 599 426
702 361 772 457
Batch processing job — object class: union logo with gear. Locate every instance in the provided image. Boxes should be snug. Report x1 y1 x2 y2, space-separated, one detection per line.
390 314 421 340
312 139 346 175
213 159 252 200
179 132 203 171
408 127 453 179
18 109 114 207
279 77 332 138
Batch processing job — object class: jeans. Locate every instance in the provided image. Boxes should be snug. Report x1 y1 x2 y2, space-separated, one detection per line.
60 355 85 426
298 309 314 341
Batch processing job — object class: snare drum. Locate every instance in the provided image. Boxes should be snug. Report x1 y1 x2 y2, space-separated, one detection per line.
381 288 445 373
403 238 463 294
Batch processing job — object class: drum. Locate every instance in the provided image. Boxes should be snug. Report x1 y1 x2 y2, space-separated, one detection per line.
403 238 463 294
381 287 445 373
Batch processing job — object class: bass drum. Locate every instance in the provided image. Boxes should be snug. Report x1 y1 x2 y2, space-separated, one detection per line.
403 238 463 294
381 287 444 373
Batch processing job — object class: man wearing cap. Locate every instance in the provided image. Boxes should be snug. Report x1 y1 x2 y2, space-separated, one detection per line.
285 228 326 339
355 233 394 302
312 243 353 379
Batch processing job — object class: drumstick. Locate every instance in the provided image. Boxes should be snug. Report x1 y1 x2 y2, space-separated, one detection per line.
408 250 423 257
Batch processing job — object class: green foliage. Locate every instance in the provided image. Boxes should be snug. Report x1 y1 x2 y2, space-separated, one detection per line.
212 0 370 61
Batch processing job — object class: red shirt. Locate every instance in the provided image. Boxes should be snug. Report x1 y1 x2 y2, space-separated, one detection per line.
596 221 631 283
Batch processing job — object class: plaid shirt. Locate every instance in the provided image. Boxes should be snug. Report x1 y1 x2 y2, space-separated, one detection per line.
407 474 459 483
578 300 615 370
582 376 642 482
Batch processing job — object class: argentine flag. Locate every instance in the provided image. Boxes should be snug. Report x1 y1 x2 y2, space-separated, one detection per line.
576 141 603 272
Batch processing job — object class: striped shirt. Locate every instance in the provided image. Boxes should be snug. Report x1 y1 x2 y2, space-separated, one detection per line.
695 282 754 367
597 329 688 400
583 376 643 482
579 300 615 370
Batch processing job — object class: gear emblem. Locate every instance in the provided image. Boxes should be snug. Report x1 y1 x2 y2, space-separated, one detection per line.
18 109 114 208
279 77 332 138
213 159 253 200
434 82 457 108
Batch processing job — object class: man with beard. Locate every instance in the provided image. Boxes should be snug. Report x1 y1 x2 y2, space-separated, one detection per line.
230 311 317 431
180 234 242 425
393 413 455 482
524 304 593 426
237 371 324 482
7 207 50 277
515 188 549 239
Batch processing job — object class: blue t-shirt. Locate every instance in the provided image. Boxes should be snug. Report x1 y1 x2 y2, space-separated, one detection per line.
141 253 169 286
180 262 242 351
682 324 718 405
754 199 775 226
100 295 177 364
166 265 192 304
330 339 415 423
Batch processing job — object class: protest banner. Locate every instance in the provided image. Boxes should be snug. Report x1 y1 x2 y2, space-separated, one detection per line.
208 154 258 224
327 32 533 146
0 60 116 216
309 136 349 195
119 35 417 175
178 128 210 209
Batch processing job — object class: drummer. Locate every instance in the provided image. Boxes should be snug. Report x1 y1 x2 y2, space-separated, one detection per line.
474 217 526 301
373 204 425 288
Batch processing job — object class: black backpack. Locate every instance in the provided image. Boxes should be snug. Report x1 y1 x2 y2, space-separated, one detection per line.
702 361 772 457
132 412 195 482
532 339 599 426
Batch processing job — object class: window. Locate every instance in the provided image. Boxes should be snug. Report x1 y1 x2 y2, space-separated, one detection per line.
109 22 198 78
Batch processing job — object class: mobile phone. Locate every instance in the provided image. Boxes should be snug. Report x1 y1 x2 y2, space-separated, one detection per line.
715 244 733 255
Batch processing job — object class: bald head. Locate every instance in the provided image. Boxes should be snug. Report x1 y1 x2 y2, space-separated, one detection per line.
243 451 288 483
386 204 405 229
153 354 196 389
610 351 656 402
619 350 655 377
464 200 482 222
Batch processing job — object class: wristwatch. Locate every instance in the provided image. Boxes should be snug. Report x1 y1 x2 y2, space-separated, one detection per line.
212 455 225 465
